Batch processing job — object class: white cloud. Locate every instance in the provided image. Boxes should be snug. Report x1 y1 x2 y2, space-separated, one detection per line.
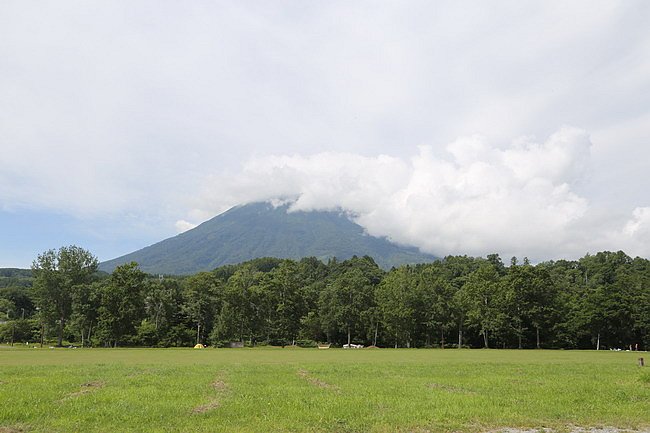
623 207 650 237
189 128 623 260
607 207 650 258
1 1 649 263
175 220 197 233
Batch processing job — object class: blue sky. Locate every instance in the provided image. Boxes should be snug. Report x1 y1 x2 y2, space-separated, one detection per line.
1 1 650 267
0 211 76 267
0 210 162 268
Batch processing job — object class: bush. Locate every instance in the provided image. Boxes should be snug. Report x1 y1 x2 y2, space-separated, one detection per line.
295 339 317 348
0 319 37 343
136 320 158 347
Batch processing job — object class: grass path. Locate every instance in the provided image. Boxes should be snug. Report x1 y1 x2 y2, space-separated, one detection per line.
1 347 648 432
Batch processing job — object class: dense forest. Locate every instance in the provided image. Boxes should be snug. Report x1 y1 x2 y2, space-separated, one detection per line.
1 246 649 350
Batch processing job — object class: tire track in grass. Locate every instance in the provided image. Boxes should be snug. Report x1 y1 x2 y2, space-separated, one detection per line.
0 426 26 433
486 428 650 433
60 380 106 400
191 400 221 414
426 382 477 395
191 373 229 414
297 369 340 393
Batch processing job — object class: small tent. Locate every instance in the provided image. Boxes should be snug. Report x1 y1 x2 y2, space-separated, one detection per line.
194 343 205 349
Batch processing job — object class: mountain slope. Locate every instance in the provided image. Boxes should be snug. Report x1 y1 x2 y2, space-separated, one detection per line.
99 202 436 274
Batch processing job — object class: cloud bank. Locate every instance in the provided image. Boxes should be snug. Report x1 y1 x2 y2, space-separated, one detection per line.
1 1 649 265
191 128 649 261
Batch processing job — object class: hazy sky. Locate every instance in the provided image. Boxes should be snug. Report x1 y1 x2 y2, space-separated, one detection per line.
2 1 650 267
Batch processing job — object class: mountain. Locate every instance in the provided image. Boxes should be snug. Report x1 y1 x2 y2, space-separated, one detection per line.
99 202 437 275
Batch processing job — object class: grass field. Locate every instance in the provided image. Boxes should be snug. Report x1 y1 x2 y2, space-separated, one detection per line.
1 347 648 433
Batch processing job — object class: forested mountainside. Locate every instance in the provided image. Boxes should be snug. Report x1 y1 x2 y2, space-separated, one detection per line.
99 202 436 275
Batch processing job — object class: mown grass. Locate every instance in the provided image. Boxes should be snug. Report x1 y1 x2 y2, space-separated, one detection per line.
1 347 648 432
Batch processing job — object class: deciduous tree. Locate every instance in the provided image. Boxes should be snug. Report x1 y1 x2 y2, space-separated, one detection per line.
32 246 98 346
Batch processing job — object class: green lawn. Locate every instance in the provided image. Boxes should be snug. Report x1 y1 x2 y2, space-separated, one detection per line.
1 347 648 432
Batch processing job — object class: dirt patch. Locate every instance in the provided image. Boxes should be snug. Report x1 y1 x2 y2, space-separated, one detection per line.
509 378 545 386
211 379 228 391
0 427 26 433
191 374 228 415
126 368 155 378
571 429 650 433
191 400 220 414
426 383 476 394
62 380 105 399
487 428 649 433
297 369 340 391
487 429 553 433
81 380 105 388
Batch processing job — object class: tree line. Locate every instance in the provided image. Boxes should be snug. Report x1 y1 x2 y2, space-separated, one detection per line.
1 246 648 350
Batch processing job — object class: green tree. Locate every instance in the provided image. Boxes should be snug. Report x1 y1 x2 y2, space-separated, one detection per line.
211 265 263 344
96 262 147 347
319 267 375 346
376 266 418 348
576 251 636 350
630 257 650 349
0 298 15 320
140 278 184 346
461 263 503 348
438 255 482 348
182 272 222 345
32 246 98 346
501 264 557 348
416 265 455 347
68 281 102 347
263 260 305 346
